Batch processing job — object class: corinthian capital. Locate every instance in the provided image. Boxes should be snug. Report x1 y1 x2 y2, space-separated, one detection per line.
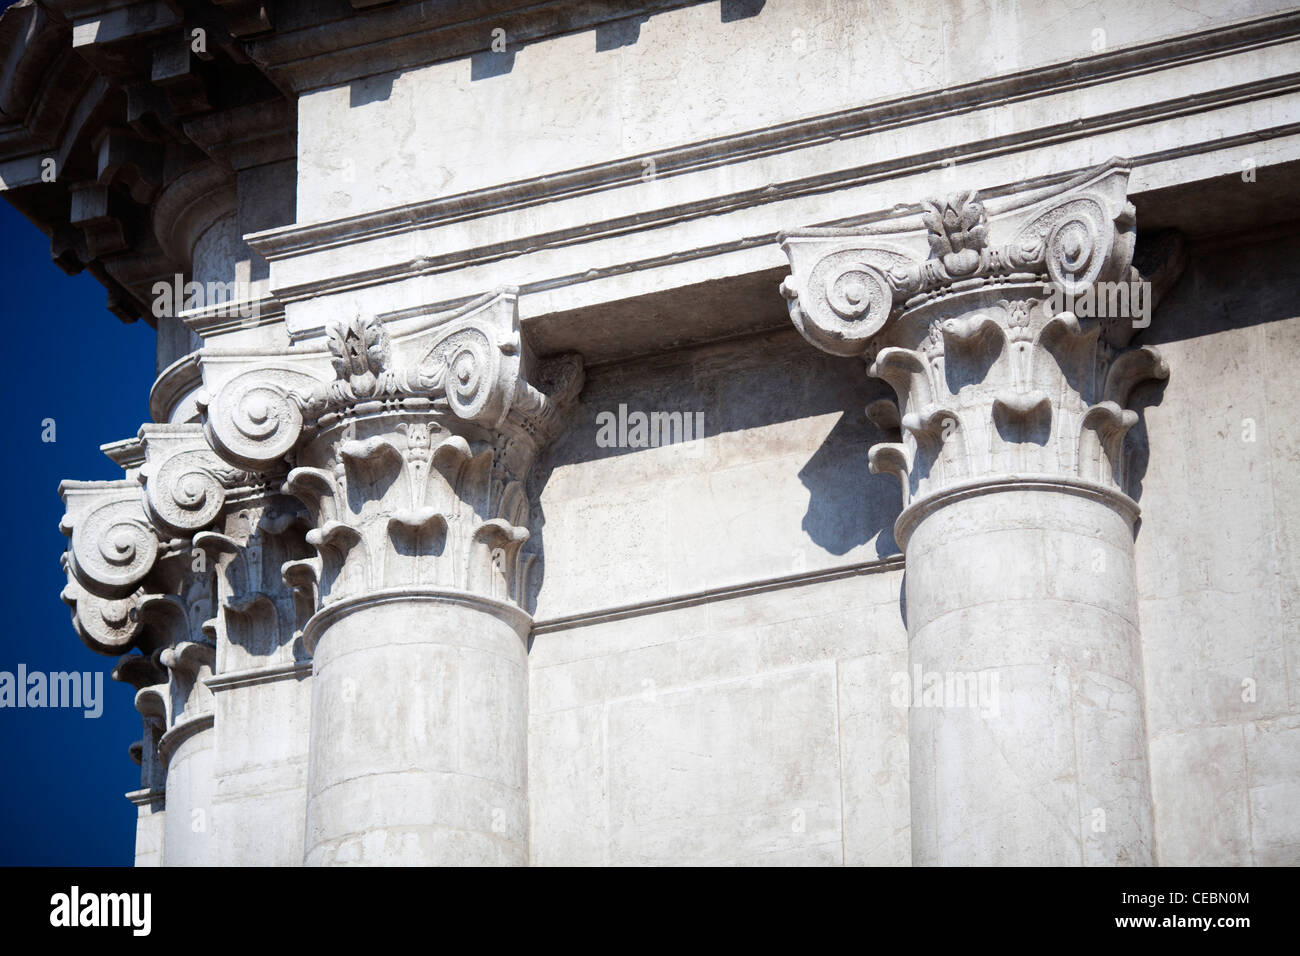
60 430 223 782
202 289 580 472
200 289 583 621
779 159 1179 542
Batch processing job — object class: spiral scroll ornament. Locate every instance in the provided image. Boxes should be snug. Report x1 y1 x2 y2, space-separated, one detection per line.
69 499 159 599
785 250 900 357
205 367 320 472
64 581 142 654
429 328 502 421
1034 199 1111 294
145 451 226 536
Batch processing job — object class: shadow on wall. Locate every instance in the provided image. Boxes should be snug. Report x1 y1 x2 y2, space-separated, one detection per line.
468 0 766 80
797 407 902 558
1141 229 1300 346
1125 379 1165 512
595 15 650 52
1116 228 1300 524
522 327 904 613
349 73 396 107
524 451 559 619
348 2 769 92
471 46 516 81
720 0 766 22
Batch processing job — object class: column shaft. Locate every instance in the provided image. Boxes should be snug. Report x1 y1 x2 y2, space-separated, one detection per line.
161 718 216 866
904 484 1153 864
304 593 529 865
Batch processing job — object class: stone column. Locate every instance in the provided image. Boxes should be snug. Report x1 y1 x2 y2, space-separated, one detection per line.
61 539 169 866
202 290 582 865
115 652 168 867
195 490 315 867
136 425 235 867
155 634 217 867
60 435 222 866
136 422 317 866
780 160 1174 865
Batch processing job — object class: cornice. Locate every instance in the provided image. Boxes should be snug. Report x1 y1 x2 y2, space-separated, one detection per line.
245 72 1300 352
0 0 288 321
180 98 295 172
4 3 1298 331
247 9 1300 267
241 0 712 94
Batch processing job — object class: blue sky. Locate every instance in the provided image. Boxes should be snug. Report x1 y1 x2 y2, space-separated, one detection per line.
0 199 156 864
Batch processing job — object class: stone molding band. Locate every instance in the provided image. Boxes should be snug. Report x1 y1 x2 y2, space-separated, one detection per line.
203 660 313 692
893 475 1141 550
299 585 534 655
530 555 906 636
124 788 166 809
157 713 215 767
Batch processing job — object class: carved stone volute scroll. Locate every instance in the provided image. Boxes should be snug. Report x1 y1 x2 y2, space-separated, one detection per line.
60 479 159 601
139 423 249 538
60 429 228 782
202 289 578 473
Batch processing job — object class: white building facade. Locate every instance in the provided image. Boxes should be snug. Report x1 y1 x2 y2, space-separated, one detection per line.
2 0 1297 865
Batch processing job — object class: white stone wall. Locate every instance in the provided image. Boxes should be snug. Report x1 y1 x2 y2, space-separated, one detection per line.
529 568 908 865
533 330 899 617
17 0 1299 866
526 228 1300 866
1135 231 1300 865
295 0 1296 223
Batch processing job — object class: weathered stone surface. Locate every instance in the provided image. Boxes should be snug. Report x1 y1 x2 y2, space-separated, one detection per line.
6 0 1297 867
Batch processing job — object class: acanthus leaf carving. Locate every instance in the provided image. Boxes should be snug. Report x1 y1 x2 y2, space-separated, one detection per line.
200 289 583 619
779 159 1176 536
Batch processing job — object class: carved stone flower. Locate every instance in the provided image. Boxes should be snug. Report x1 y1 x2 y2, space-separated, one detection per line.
328 314 391 393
